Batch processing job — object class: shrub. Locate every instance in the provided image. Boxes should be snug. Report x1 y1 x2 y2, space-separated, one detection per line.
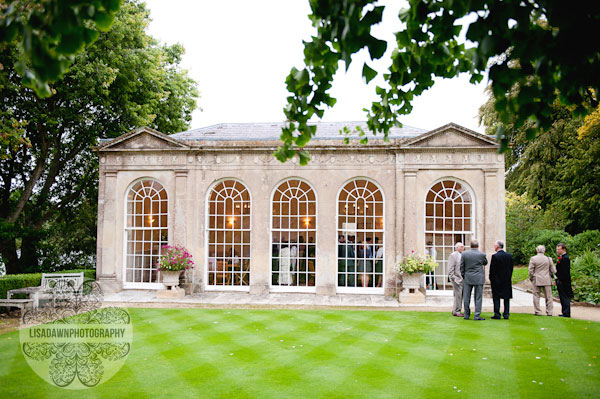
572 250 600 278
571 250 600 304
572 275 600 304
572 230 600 257
0 269 96 300
524 229 573 263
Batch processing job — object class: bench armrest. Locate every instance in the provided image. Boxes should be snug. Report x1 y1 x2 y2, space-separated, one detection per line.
7 286 41 299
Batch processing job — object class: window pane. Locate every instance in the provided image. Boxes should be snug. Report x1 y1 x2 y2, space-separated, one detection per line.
125 179 167 284
207 180 251 286
337 179 384 289
271 179 317 287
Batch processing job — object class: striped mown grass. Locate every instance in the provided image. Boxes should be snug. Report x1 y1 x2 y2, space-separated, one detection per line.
1 308 599 398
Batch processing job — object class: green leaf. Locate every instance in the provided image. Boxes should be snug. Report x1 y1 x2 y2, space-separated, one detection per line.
367 37 387 60
107 0 123 12
298 150 311 165
56 33 86 55
94 12 116 31
362 63 377 84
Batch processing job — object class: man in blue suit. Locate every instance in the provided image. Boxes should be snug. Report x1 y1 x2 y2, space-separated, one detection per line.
460 239 488 320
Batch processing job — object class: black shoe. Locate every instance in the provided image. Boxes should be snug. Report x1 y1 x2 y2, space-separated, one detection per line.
559 314 571 318
491 315 501 320
463 316 470 320
503 316 509 320
474 317 486 321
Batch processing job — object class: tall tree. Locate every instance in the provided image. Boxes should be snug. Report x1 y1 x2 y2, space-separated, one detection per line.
277 0 600 163
0 0 198 274
479 92 600 233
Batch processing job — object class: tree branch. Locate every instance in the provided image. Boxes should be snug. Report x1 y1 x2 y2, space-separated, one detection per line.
6 130 48 223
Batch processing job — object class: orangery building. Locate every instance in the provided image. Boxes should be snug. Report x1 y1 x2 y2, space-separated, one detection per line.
95 122 505 297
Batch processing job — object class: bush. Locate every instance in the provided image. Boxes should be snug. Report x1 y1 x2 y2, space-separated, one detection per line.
571 250 600 304
572 230 600 257
524 229 573 263
505 192 569 264
572 275 600 304
0 269 96 300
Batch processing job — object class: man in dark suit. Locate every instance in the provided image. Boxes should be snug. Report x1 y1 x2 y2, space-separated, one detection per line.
460 239 488 320
489 240 514 319
555 243 573 318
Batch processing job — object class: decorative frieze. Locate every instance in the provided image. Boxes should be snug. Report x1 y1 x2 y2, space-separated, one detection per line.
398 151 501 166
102 150 500 168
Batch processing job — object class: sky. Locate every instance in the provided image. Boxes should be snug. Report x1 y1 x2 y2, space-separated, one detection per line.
144 0 489 133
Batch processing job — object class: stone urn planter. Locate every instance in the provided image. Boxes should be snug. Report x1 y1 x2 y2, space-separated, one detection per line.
398 272 425 304
396 252 438 304
156 245 194 296
161 270 182 289
401 272 424 294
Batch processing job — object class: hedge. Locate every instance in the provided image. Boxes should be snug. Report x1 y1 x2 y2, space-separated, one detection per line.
0 269 96 301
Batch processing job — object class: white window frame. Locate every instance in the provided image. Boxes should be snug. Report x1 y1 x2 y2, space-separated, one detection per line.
269 177 318 293
424 178 475 292
204 178 252 292
122 178 169 290
336 177 385 295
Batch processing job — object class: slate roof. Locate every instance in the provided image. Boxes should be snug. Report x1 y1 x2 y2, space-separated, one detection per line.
169 121 427 141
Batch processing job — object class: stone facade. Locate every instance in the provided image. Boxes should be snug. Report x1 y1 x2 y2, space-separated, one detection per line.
96 122 505 297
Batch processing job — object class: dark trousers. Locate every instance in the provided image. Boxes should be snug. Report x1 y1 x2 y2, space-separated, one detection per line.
493 296 510 318
463 283 483 319
557 281 571 317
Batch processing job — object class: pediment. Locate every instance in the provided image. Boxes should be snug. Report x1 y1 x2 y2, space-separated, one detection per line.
98 127 189 151
403 123 498 148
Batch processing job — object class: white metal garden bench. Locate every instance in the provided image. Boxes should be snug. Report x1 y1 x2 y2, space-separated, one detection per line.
3 272 84 309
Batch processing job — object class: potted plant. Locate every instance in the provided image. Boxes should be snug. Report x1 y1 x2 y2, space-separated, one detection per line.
156 245 194 289
396 251 438 294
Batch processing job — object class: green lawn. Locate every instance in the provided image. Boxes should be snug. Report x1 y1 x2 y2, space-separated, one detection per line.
1 308 599 398
512 266 529 284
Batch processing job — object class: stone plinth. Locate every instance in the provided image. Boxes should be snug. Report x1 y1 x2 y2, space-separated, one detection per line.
399 290 426 304
156 287 185 299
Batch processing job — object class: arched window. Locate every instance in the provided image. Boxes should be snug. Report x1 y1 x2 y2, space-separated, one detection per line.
425 179 474 291
125 179 168 286
337 179 384 290
206 179 251 288
271 179 316 289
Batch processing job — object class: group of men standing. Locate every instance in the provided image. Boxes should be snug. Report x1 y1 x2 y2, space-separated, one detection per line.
447 240 573 320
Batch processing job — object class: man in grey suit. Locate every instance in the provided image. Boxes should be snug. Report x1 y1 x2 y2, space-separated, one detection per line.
447 242 465 317
460 239 488 320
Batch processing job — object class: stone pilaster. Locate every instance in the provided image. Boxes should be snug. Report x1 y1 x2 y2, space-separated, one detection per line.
98 170 120 292
483 168 499 284
316 179 337 296
403 169 418 255
173 170 188 246
249 176 270 294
